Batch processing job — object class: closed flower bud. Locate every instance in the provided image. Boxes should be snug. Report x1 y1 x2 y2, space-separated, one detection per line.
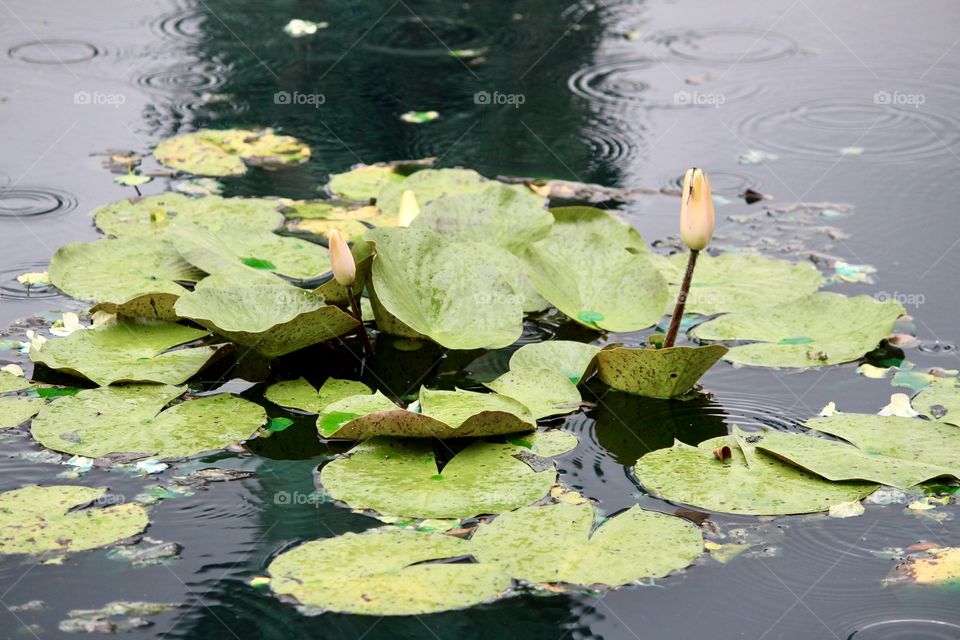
328 229 356 286
397 189 420 227
679 168 715 251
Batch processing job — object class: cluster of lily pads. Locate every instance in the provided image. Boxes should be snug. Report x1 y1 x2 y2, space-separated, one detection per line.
2 126 957 616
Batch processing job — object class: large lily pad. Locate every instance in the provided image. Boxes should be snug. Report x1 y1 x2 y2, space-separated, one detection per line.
93 193 283 238
651 253 823 315
484 368 582 419
173 277 358 357
0 397 45 428
592 344 729 398
265 377 373 414
376 168 488 217
692 292 905 367
30 319 221 386
320 437 556 518
548 207 650 255
470 503 703 586
327 159 433 202
521 212 667 332
632 429 875 515
154 128 310 177
913 377 960 425
410 183 551 252
285 203 397 242
49 238 203 319
509 341 601 384
31 384 266 459
367 228 523 349
268 528 509 615
0 486 148 555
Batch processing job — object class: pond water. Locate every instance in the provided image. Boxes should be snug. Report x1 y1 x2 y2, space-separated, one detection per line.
1 0 959 638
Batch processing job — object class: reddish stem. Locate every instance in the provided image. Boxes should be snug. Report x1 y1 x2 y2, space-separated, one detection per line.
663 249 699 348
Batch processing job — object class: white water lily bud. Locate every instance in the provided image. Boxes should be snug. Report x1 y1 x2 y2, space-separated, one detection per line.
679 168 715 251
397 190 420 227
328 229 356 286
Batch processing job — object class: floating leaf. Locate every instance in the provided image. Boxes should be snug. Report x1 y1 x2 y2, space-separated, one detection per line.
327 166 410 202
30 318 221 386
93 193 283 238
0 370 33 393
153 128 310 177
0 397 44 428
367 228 522 349
0 486 148 555
470 503 703 586
633 429 875 515
113 173 152 187
285 203 396 241
592 344 728 398
547 207 650 254
376 168 488 217
484 367 581 419
282 19 327 37
509 341 601 384
692 292 905 368
31 384 266 459
320 437 555 518
399 110 439 124
913 377 960 425
885 547 960 586
268 528 509 615
878 392 918 417
265 377 372 414
651 253 823 315
521 209 667 332
508 430 579 457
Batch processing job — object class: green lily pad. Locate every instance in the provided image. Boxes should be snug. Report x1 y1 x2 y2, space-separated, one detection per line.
114 173 152 187
592 344 729 398
93 193 283 238
196 226 331 281
410 183 551 252
154 128 310 177
320 437 556 518
632 428 875 515
651 253 823 315
470 503 703 586
0 370 33 393
913 377 960 425
265 377 373 414
692 292 905 368
49 238 204 320
268 527 509 615
548 207 651 255
376 168 488 217
507 430 579 457
521 212 667 332
484 367 582 419
30 319 221 386
173 277 359 357
367 228 523 349
31 384 266 459
328 165 409 202
0 485 149 555
0 397 45 428
285 204 397 242
509 341 601 384
750 422 960 489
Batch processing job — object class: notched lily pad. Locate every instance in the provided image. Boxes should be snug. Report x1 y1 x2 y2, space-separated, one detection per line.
154 128 310 177
592 344 728 398
31 384 266 459
508 341 602 384
0 485 148 555
30 318 222 386
470 503 703 586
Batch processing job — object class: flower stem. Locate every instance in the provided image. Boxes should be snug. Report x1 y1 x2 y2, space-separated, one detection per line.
663 249 699 348
346 288 374 356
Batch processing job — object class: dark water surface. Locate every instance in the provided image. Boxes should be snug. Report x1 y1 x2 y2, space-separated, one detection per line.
1 1 959 638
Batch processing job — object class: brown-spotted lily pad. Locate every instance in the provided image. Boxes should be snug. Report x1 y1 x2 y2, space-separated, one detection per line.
592 344 729 398
154 128 310 177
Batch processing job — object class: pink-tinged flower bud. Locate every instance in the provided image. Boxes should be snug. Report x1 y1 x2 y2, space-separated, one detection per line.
328 229 356 286
397 189 420 227
680 168 715 251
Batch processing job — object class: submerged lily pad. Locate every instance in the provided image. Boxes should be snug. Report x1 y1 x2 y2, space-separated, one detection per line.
0 486 148 555
692 292 905 368
268 528 509 615
367 228 523 349
592 344 729 398
913 377 960 425
31 385 266 459
484 368 582 419
508 341 601 384
30 319 221 386
376 168 488 217
154 128 310 177
93 193 283 238
320 437 556 518
521 210 667 332
49 238 203 319
651 253 823 315
470 503 703 586
0 397 45 428
633 429 875 515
